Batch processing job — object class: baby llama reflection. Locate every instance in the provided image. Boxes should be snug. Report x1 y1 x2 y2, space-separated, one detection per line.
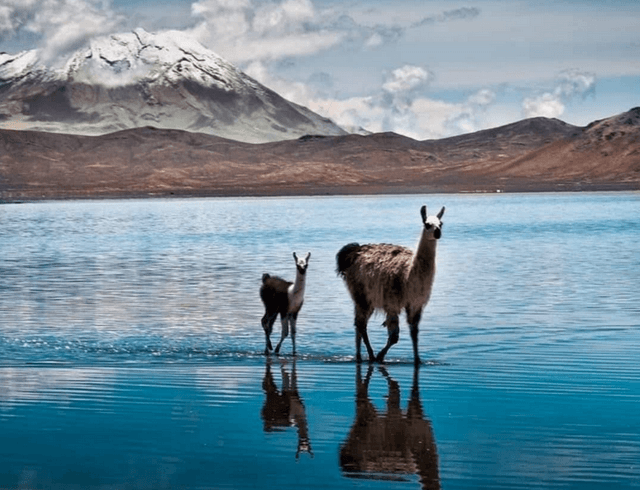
260 252 310 356
336 205 445 365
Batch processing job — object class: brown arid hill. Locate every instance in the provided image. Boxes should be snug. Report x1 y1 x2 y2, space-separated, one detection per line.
1 108 639 201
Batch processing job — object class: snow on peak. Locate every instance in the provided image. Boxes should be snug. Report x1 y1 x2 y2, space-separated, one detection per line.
64 28 240 90
0 28 347 143
0 49 41 81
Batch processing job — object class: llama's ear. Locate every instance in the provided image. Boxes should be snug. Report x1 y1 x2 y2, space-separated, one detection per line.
305 252 311 261
437 206 445 219
420 205 427 223
293 252 298 261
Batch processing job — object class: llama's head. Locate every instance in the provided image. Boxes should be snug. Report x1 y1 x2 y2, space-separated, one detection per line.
420 205 445 240
293 252 311 274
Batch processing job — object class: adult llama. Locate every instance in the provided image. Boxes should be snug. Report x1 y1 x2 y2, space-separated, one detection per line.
336 206 445 364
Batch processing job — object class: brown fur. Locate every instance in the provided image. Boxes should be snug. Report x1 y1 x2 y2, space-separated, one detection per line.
340 243 433 315
336 205 444 364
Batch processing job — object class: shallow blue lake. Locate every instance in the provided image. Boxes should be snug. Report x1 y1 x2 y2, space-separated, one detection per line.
1 192 639 489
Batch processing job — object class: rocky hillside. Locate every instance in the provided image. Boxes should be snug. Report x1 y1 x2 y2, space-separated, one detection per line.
487 107 640 186
1 109 639 200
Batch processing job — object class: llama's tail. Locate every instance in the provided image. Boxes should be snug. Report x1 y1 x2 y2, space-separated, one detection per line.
262 273 270 283
336 243 361 277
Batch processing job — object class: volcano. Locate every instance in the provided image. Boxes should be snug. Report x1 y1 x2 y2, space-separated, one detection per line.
0 29 347 143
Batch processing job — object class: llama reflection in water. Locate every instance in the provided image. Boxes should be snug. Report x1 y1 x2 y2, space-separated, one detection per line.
261 358 312 459
340 365 440 489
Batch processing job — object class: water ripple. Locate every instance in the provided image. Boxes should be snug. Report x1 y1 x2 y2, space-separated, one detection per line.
2 194 640 489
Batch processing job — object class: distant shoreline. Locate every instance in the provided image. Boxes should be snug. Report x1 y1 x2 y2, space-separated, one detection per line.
2 181 638 203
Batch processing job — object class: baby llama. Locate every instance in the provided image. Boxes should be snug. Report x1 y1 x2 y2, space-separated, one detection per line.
260 252 311 356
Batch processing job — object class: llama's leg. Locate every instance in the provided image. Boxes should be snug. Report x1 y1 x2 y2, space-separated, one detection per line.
407 307 423 365
289 312 298 356
355 328 362 361
262 312 277 354
354 303 375 363
275 314 289 355
376 313 400 363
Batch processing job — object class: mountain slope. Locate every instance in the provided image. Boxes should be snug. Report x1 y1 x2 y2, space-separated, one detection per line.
1 109 638 200
427 117 582 155
488 107 640 185
0 29 346 143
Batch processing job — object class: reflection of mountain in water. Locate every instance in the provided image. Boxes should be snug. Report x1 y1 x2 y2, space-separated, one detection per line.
261 359 312 459
340 366 440 489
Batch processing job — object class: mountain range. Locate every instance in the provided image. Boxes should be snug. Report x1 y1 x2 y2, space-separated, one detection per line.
1 107 639 200
0 29 638 200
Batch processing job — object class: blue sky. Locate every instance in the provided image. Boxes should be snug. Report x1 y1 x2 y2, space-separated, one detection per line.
1 0 639 139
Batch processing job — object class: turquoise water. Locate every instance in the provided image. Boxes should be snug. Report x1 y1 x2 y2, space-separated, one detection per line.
1 193 639 488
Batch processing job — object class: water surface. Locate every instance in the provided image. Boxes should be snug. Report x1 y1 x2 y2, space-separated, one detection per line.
1 192 639 489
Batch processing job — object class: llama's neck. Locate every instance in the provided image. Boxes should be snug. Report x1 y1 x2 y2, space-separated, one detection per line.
410 229 438 278
288 270 306 311
292 270 306 295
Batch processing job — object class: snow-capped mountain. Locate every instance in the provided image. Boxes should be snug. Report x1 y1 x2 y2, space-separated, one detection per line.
0 29 346 143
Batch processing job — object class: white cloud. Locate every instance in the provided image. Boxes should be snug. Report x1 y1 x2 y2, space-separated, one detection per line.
337 88 496 140
557 69 596 99
312 96 385 134
364 32 384 49
522 69 596 119
522 93 566 119
252 0 315 35
188 0 485 67
245 60 317 103
445 88 496 134
411 98 464 139
189 0 344 63
410 6 480 28
0 0 39 40
247 60 498 140
0 0 124 65
190 0 251 42
468 88 496 106
382 65 432 94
